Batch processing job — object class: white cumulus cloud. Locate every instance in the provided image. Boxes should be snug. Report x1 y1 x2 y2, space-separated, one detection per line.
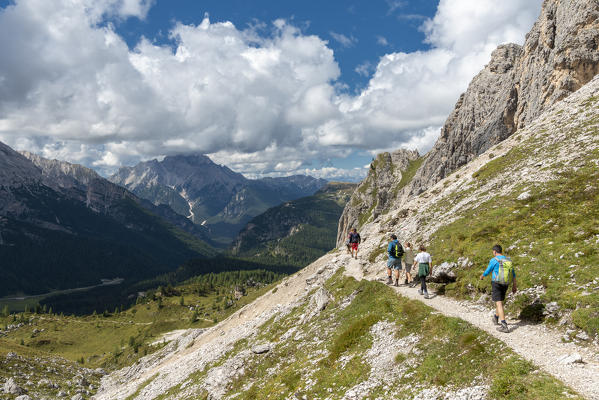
0 0 543 181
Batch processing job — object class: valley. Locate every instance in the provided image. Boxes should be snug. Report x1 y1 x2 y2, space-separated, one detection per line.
1 0 599 398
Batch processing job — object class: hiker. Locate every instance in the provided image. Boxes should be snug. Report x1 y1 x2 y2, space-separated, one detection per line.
386 234 404 286
480 244 517 333
414 245 432 299
348 228 361 259
345 230 352 254
403 242 415 286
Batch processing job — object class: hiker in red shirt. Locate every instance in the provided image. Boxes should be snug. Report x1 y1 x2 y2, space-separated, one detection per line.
348 228 361 259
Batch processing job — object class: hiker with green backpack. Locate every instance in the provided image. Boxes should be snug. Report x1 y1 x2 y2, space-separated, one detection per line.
480 244 517 333
386 234 404 286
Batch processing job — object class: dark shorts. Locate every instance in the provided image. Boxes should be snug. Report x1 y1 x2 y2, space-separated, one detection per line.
492 281 509 302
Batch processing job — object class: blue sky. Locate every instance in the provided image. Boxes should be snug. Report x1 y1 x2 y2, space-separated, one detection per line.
113 1 439 92
0 0 542 181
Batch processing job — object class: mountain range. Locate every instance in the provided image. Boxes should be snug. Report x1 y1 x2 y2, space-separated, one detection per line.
0 143 215 297
109 154 327 245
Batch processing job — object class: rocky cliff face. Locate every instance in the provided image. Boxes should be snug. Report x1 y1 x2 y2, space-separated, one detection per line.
337 0 599 242
111 154 327 244
408 0 599 195
336 149 419 245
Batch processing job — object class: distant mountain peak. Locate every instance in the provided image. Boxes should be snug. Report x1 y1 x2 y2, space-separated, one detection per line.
109 153 328 245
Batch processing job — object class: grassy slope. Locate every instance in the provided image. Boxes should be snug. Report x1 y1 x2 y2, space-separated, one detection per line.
0 270 283 398
155 270 580 399
423 97 599 338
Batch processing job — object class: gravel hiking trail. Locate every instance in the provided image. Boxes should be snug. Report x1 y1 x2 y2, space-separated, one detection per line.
343 253 599 400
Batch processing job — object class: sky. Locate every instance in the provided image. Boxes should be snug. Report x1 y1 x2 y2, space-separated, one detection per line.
0 0 543 181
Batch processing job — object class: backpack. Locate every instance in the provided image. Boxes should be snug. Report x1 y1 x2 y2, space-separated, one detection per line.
494 257 514 285
349 233 360 243
389 241 404 259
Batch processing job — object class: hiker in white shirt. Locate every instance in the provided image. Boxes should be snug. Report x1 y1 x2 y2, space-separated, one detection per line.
414 246 433 299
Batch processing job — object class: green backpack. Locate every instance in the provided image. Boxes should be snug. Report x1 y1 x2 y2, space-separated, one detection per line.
494 257 514 285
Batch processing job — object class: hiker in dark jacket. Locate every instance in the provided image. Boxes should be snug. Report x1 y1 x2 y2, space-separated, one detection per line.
480 244 517 333
348 228 361 259
386 234 403 286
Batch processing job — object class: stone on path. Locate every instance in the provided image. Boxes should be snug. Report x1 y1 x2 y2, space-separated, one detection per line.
558 353 583 365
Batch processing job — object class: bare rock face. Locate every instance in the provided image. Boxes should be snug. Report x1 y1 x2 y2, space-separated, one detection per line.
409 44 522 195
337 149 419 245
408 0 599 195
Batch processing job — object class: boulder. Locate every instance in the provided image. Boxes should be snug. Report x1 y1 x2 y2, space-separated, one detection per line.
313 287 331 312
15 395 31 400
559 353 583 364
517 191 531 201
543 301 560 318
4 378 25 395
251 344 271 354
429 262 457 283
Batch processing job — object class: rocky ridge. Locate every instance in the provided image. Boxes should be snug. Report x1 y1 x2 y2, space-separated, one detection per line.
409 0 599 195
338 0 599 237
20 151 212 241
336 149 419 245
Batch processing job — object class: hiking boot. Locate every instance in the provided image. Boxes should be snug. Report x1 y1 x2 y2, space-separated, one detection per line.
409 282 416 288
418 289 423 295
491 314 499 326
496 322 509 333
394 280 399 287
424 293 430 299
404 279 408 285
386 277 393 285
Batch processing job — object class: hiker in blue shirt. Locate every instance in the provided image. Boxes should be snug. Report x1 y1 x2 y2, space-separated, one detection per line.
480 244 517 333
386 234 403 286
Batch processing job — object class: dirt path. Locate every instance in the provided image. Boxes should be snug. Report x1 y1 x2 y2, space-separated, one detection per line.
343 254 599 400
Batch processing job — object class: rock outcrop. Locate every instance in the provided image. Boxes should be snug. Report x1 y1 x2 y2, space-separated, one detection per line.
336 149 419 245
408 0 599 195
338 0 599 242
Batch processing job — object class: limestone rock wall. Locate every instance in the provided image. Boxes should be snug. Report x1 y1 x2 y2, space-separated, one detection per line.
409 0 599 195
336 149 419 245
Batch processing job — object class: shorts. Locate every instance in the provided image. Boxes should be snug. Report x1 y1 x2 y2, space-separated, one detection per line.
351 242 359 250
387 257 402 270
491 281 509 302
403 261 412 274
